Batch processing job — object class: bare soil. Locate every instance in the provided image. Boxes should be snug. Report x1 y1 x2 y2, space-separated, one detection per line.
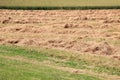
0 9 120 59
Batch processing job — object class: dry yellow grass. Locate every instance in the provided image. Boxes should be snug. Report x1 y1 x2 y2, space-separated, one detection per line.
0 10 120 57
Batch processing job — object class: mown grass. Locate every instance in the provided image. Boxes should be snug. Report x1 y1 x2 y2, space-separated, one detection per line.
0 45 102 80
0 57 101 80
0 45 120 80
0 0 120 10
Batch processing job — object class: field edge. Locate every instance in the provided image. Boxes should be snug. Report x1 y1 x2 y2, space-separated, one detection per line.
0 6 120 10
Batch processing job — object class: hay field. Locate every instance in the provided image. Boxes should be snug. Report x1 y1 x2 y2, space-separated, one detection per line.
0 9 120 80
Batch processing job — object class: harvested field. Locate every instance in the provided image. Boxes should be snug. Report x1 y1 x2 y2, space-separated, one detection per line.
0 9 120 58
0 9 120 80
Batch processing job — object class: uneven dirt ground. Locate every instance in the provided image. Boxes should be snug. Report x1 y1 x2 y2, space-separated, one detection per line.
0 9 120 59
